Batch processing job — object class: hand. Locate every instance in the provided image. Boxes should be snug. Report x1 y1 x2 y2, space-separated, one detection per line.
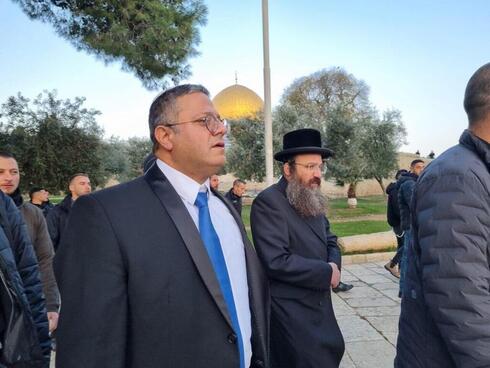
329 262 340 288
48 311 59 333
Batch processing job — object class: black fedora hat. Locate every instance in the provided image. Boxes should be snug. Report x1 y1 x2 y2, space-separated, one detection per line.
274 128 334 162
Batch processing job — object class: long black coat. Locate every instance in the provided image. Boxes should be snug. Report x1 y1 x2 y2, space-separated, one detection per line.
54 164 269 368
251 177 344 368
46 194 72 251
395 130 490 367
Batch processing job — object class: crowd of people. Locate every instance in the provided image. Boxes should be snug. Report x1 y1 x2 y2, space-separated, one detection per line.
0 62 489 368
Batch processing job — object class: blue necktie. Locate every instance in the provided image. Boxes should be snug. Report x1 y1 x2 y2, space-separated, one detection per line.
194 192 244 368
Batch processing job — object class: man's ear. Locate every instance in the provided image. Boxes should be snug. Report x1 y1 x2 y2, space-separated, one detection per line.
283 162 292 178
154 126 174 151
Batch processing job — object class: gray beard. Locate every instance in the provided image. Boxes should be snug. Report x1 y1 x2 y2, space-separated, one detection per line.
285 177 327 218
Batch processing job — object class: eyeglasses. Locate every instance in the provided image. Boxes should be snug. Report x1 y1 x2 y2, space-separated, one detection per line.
292 161 327 173
165 114 227 135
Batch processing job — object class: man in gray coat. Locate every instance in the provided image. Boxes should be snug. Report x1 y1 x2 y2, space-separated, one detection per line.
395 63 490 367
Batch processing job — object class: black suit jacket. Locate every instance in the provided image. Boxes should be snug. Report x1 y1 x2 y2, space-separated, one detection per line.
250 177 344 368
54 164 269 368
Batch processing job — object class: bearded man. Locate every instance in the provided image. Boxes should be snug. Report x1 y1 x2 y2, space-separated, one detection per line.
251 128 344 368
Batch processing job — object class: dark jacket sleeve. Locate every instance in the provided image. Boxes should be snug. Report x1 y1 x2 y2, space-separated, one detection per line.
46 208 60 251
31 207 59 312
54 194 127 368
386 184 400 227
325 217 341 269
250 192 332 291
5 196 51 361
417 173 490 367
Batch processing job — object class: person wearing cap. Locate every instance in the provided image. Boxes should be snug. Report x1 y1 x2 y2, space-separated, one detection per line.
53 85 269 368
29 186 55 218
251 128 344 367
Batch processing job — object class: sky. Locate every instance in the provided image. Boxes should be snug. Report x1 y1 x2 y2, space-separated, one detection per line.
1 0 489 156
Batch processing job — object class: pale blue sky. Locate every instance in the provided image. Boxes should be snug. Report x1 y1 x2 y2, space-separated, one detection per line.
1 1 489 157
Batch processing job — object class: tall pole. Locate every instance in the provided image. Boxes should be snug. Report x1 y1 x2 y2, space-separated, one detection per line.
262 0 273 186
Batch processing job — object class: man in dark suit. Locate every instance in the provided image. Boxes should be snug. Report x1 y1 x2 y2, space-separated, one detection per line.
251 128 344 368
54 84 269 368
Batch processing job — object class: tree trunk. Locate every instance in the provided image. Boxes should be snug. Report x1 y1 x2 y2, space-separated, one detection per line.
347 182 357 208
347 182 357 198
374 176 386 194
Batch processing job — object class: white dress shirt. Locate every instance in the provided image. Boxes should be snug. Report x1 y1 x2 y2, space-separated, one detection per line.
157 159 252 367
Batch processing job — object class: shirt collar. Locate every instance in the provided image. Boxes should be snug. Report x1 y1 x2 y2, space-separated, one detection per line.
156 159 210 205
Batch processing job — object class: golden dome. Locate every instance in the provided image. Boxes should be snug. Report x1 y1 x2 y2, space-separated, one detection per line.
212 84 263 120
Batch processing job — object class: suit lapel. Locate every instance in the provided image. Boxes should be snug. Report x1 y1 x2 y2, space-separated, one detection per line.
144 165 233 329
303 215 328 245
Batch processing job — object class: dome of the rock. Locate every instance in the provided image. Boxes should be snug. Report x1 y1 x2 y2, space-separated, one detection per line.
213 84 263 120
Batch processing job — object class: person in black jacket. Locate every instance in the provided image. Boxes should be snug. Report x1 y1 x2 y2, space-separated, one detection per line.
29 186 54 218
395 62 490 367
397 160 424 294
46 173 91 252
384 169 408 278
225 179 246 216
0 190 51 367
0 153 60 334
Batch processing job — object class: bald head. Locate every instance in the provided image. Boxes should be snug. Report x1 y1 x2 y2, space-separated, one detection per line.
464 63 490 127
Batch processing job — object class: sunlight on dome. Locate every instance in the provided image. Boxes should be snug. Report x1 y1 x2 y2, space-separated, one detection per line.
213 84 264 120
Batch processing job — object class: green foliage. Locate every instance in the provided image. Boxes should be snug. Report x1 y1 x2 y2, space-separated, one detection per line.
226 108 303 182
323 107 369 187
100 136 130 181
360 109 407 191
278 68 371 190
226 117 267 181
0 90 106 193
275 67 407 195
126 137 153 178
13 0 208 89
100 136 152 182
280 67 371 125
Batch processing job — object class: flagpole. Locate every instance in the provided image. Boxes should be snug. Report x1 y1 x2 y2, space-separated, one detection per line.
262 0 273 186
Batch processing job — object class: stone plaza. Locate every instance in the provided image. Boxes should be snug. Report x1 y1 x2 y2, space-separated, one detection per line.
336 260 400 368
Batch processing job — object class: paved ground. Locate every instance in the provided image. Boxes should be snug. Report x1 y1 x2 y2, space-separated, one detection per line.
50 260 400 368
336 261 400 368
